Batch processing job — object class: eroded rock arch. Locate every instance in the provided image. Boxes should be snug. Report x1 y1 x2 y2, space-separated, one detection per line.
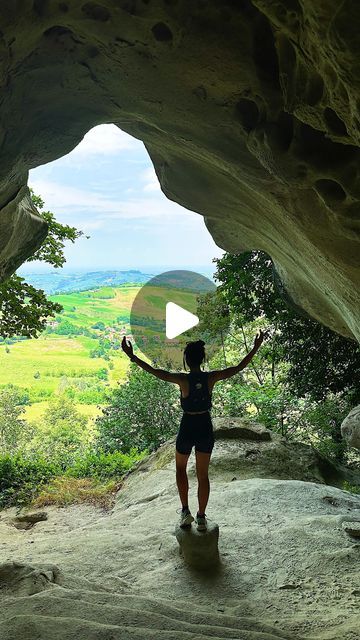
0 0 359 339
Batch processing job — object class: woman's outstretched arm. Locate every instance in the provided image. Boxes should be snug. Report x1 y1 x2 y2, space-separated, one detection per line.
121 337 183 384
209 330 265 384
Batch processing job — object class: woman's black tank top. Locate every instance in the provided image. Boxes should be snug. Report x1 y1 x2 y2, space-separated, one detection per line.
180 371 212 412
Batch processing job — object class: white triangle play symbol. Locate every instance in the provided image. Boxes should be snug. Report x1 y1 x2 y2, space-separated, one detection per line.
166 302 199 339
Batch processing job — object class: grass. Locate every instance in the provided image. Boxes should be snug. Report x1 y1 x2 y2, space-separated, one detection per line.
0 336 105 392
0 280 205 408
24 402 103 423
0 284 135 400
49 284 139 328
343 481 360 495
31 476 121 510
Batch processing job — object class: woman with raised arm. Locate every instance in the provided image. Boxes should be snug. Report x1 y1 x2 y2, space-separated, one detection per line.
121 330 265 531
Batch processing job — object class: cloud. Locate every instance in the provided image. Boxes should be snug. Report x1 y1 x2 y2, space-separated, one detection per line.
141 166 161 193
29 178 115 213
28 177 200 226
80 219 105 232
68 124 143 157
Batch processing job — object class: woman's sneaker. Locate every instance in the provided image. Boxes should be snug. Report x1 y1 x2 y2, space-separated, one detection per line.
179 508 194 528
196 513 207 531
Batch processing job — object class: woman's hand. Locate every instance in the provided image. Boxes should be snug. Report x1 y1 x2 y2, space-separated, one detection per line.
121 336 134 359
253 329 265 350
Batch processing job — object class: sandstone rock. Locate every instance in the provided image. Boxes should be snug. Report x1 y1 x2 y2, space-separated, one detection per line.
213 417 271 441
341 521 360 538
0 187 47 281
0 561 60 596
341 405 360 449
12 511 48 530
175 520 220 569
119 418 360 490
1 464 360 637
0 2 360 338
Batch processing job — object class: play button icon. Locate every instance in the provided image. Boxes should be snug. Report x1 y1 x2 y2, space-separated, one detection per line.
129 269 229 368
166 302 199 339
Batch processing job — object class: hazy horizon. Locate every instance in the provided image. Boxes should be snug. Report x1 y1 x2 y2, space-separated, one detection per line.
18 263 218 276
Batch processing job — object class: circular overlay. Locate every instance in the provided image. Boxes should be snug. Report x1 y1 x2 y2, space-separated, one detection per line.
130 270 230 369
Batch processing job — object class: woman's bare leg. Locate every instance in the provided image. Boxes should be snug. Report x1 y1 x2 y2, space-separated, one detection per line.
175 451 191 507
195 451 212 514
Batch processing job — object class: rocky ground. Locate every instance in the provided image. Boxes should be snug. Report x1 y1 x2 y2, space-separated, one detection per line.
0 419 360 640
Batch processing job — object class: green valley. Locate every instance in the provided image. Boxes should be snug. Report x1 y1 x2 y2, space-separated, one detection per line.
0 279 205 423
0 284 141 422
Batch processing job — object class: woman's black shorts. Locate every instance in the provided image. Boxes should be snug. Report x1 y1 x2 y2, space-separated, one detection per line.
176 412 214 455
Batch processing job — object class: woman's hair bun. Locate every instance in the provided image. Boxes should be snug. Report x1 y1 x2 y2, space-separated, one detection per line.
183 339 206 368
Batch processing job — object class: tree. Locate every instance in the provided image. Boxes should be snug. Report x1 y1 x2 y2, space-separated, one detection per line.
0 190 85 339
96 364 181 454
213 251 360 403
0 386 33 453
28 395 89 465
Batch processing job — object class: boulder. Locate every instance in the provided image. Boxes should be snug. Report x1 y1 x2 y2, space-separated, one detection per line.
175 520 220 569
341 405 360 450
11 512 48 531
213 417 271 441
0 561 60 596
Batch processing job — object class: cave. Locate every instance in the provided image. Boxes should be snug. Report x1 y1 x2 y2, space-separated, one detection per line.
1 4 360 638
0 3 359 336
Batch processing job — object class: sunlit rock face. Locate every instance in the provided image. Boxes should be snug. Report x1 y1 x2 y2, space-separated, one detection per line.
0 1 359 339
341 405 360 450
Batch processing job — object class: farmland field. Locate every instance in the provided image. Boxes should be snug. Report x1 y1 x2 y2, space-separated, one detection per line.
0 279 209 422
0 284 141 420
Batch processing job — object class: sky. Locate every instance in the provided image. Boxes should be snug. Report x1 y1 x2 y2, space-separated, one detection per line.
22 125 223 275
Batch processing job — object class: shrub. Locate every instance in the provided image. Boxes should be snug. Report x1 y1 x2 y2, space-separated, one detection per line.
96 363 181 454
343 481 360 495
28 396 89 466
0 448 145 509
31 476 120 509
0 454 60 508
64 448 146 479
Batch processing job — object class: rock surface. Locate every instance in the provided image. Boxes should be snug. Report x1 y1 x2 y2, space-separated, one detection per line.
0 561 61 596
1 421 360 639
341 404 360 450
342 521 360 538
11 511 48 530
0 1 360 338
213 417 272 441
175 520 220 569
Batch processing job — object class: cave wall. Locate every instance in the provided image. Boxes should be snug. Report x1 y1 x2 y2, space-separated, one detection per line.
0 0 359 339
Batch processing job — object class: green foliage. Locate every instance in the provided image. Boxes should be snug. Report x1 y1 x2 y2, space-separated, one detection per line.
28 396 89 466
56 375 107 404
64 448 146 479
92 322 106 330
96 367 108 380
343 481 360 495
96 364 181 454
52 320 84 336
0 453 61 508
214 251 360 402
0 384 30 406
27 191 85 268
0 275 63 339
0 190 84 339
0 386 34 454
297 394 351 463
0 448 145 509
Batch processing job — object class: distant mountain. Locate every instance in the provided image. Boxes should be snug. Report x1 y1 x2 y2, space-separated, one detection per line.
21 270 154 295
